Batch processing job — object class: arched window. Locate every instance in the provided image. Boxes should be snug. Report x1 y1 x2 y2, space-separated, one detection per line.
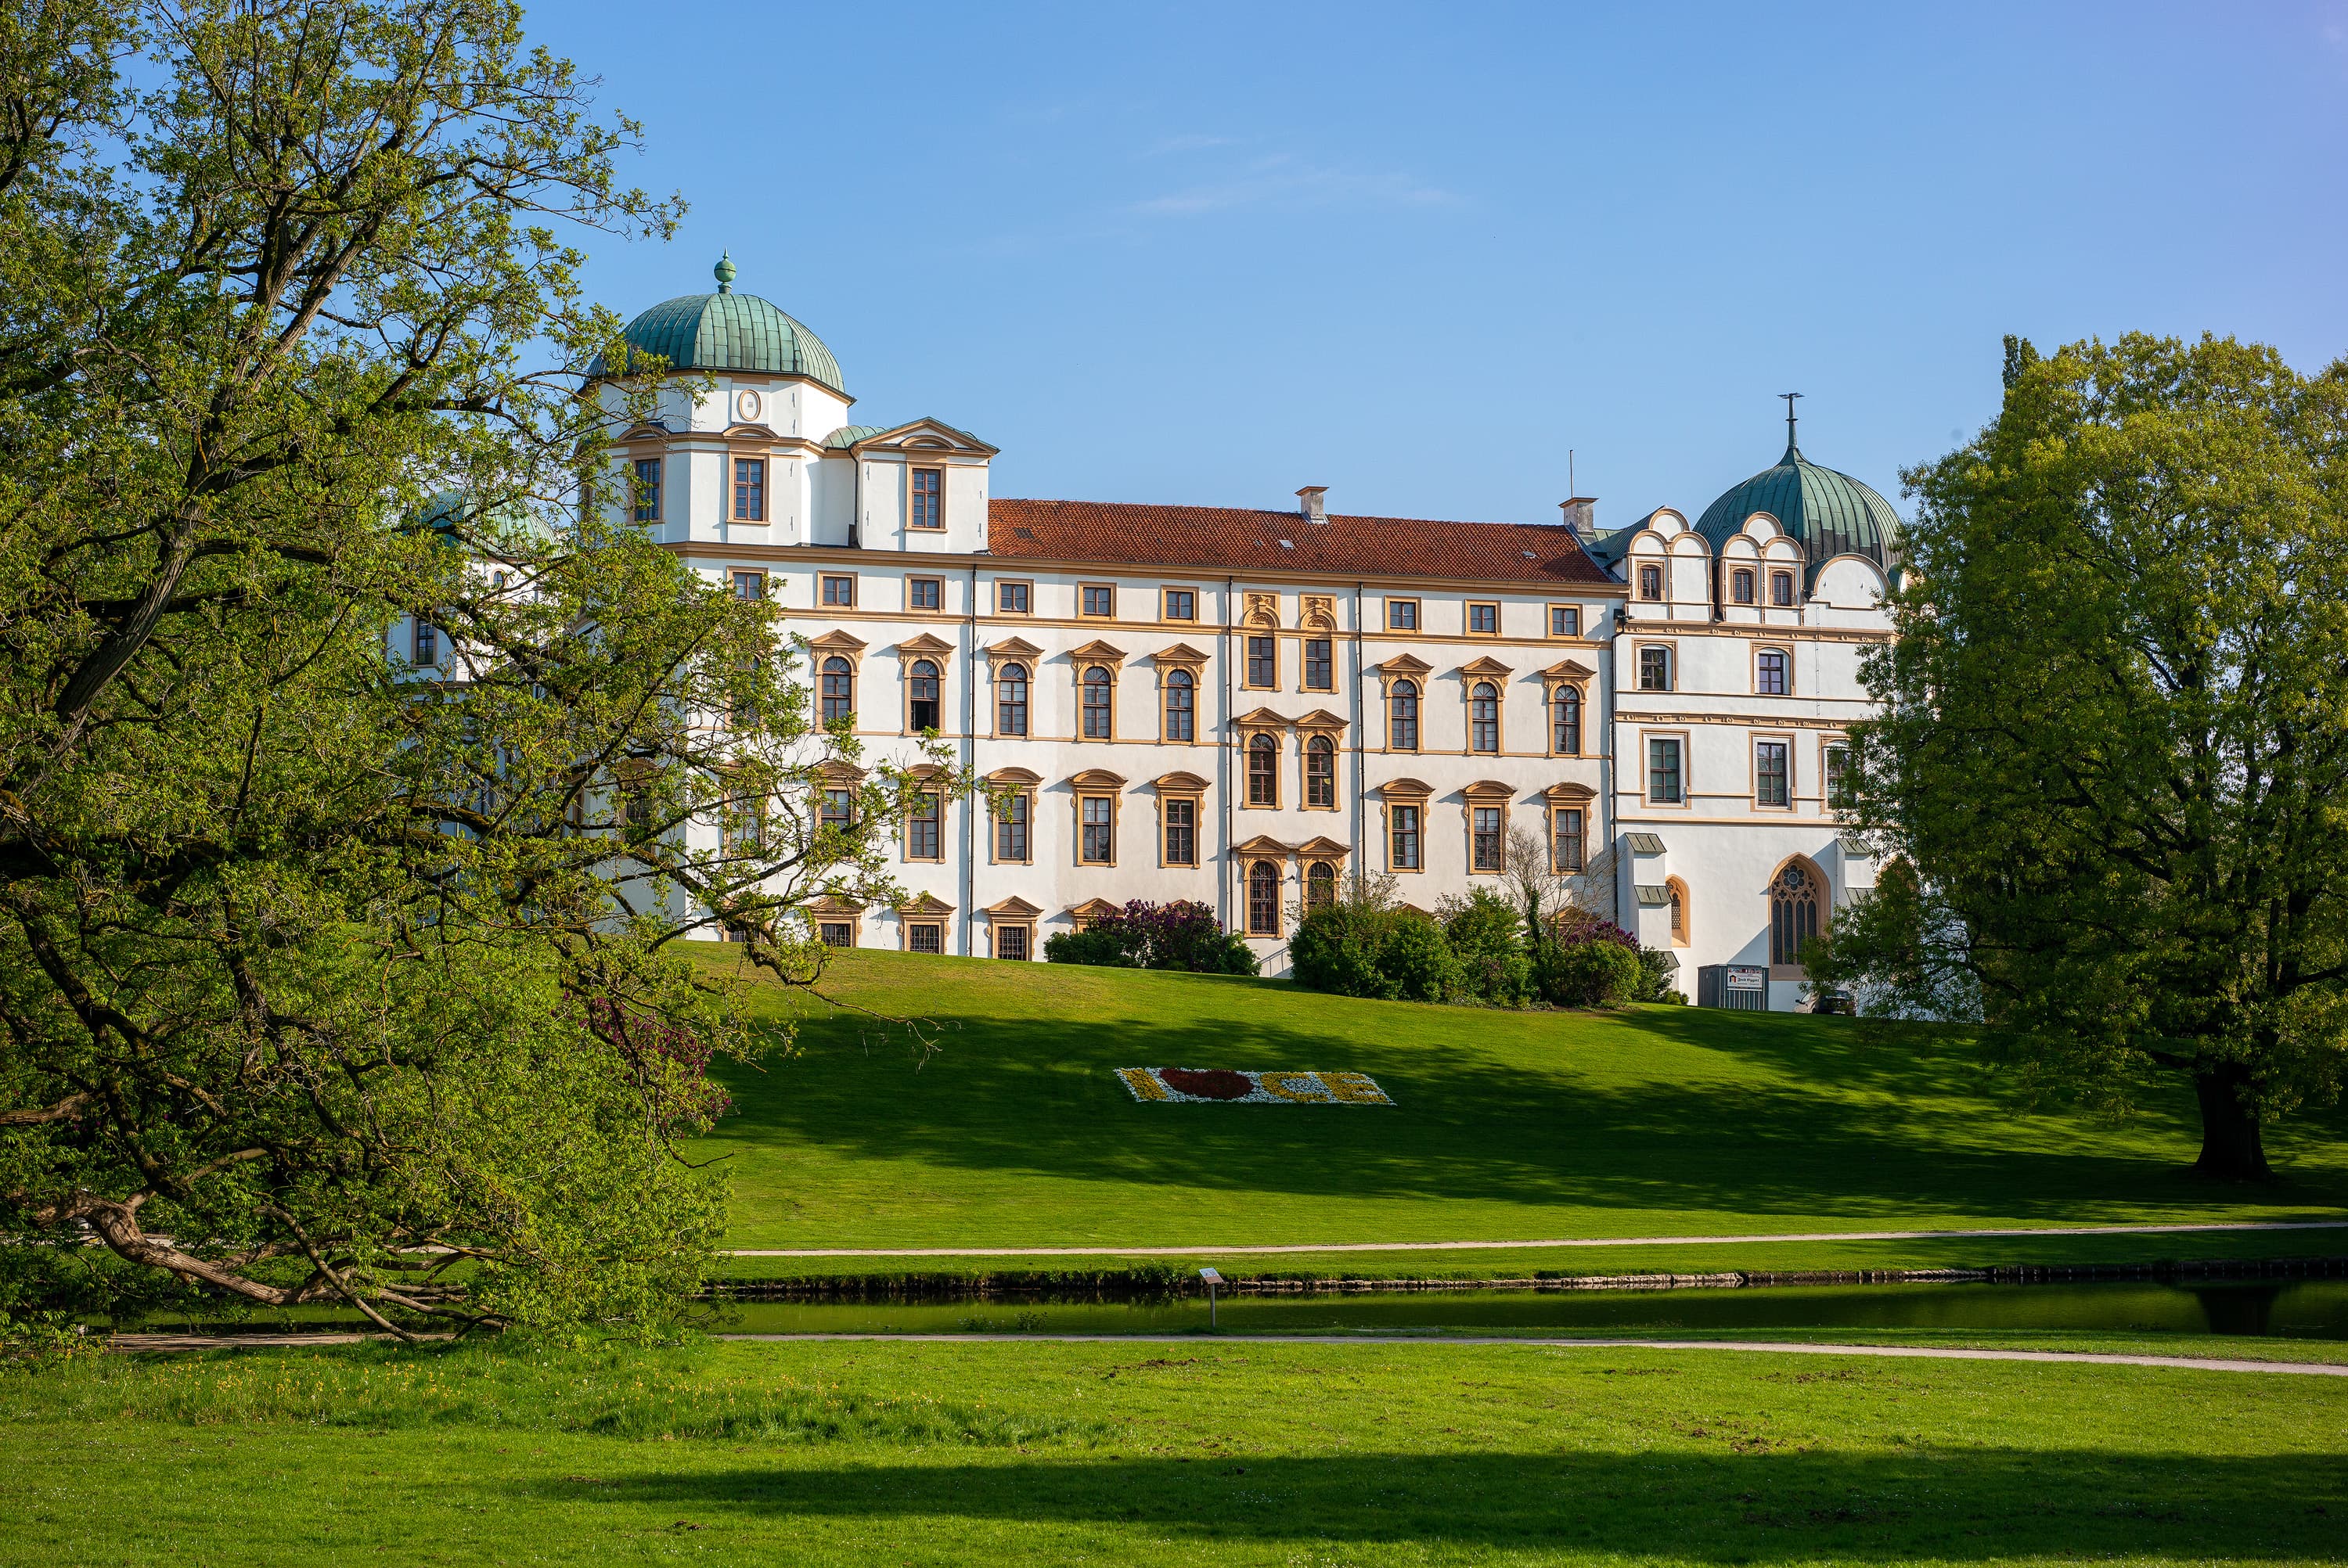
1552 685 1581 756
908 659 940 732
1305 734 1335 808
1667 876 1690 945
1248 734 1279 807
1306 861 1336 911
1164 668 1194 742
1388 680 1419 750
1731 568 1755 605
1471 682 1500 753
1248 860 1280 935
820 656 854 724
996 662 1028 735
1770 861 1823 967
1082 665 1112 739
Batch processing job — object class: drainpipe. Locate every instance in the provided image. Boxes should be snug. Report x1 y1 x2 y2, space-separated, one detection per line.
962 553 978 955
1219 574 1235 932
1350 581 1366 896
1607 602 1623 932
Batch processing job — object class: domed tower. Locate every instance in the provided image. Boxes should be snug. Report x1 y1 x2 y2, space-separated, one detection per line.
600 256 993 553
1693 401 1903 583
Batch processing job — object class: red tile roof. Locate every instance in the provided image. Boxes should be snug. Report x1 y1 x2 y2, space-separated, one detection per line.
987 498 1615 587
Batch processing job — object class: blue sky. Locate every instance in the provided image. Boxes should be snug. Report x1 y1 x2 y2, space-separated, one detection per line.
535 1 2348 530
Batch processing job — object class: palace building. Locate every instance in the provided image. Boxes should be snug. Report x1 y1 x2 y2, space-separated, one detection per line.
571 258 1901 1007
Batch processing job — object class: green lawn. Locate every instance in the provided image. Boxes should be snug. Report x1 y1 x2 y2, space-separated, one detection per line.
5 1338 2343 1565
693 949 2348 1257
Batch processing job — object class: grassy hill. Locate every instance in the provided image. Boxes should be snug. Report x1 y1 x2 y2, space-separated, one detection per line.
691 949 2348 1261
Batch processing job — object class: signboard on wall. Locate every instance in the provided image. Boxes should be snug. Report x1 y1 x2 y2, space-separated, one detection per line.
1726 966 1766 993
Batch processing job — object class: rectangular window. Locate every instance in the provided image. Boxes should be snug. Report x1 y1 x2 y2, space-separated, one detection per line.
1080 797 1114 864
412 619 438 664
1164 797 1196 866
1550 605 1579 638
1472 807 1503 871
632 457 661 523
819 788 854 834
907 922 942 955
1390 804 1421 870
908 791 942 858
819 922 853 948
1162 588 1195 620
1826 744 1852 810
821 574 855 607
1246 635 1277 687
1388 599 1419 631
1733 569 1756 606
1637 646 1672 692
909 467 943 530
1648 737 1684 805
1638 563 1662 599
1756 648 1788 695
908 576 941 610
1552 807 1586 872
1772 570 1796 606
1468 602 1499 635
732 457 765 521
996 793 1030 862
1303 638 1333 690
731 569 764 601
1082 584 1115 617
1756 740 1790 807
996 580 1031 614
996 925 1029 962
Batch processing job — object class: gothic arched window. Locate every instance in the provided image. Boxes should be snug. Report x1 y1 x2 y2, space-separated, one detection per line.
1305 734 1335 808
820 656 853 724
1770 861 1822 967
996 662 1028 735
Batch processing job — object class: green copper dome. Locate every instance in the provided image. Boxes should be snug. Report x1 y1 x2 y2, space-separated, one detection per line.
605 256 846 394
1694 432 1903 577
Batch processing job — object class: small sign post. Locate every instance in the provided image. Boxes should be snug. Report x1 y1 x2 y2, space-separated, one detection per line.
1198 1266 1222 1330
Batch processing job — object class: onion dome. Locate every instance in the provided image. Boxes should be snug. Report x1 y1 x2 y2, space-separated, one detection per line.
599 254 846 394
1694 405 1902 577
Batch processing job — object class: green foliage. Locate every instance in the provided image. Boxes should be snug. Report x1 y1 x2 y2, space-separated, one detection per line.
1043 931 1136 969
1288 901 1399 999
1540 940 1644 1009
0 1 953 1334
1633 948 1688 1005
1440 888 1532 1005
1377 913 1461 1003
1828 333 2348 1178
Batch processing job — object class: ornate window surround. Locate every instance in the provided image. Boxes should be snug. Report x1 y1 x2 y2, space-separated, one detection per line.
1148 642 1210 745
1458 656 1513 756
1461 779 1514 876
1376 777 1431 875
895 631 954 736
1541 656 1594 758
1069 768 1125 868
1371 653 1431 754
982 895 1040 960
985 765 1039 865
895 891 954 952
1152 770 1208 868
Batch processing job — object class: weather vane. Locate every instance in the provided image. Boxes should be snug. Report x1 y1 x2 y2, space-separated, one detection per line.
1781 391 1802 450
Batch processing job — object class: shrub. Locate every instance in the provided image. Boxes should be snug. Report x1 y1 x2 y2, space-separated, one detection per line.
1441 888 1532 1005
1377 912 1458 1002
1042 930 1133 968
1543 937 1644 1007
1633 946 1686 1004
1291 901 1395 998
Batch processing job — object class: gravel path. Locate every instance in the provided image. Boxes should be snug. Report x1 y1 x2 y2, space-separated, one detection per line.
727 1218 2348 1258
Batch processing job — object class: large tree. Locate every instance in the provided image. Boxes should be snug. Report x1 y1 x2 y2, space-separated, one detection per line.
1824 333 2348 1180
0 0 945 1335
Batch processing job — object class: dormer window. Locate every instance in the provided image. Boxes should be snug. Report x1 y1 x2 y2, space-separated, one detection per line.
1772 570 1795 606
910 467 943 530
1731 568 1755 605
1638 563 1662 600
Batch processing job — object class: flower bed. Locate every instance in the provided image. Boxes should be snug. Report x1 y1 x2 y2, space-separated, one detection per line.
1115 1068 1393 1105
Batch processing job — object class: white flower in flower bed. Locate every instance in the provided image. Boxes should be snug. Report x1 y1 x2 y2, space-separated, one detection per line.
1115 1068 1393 1105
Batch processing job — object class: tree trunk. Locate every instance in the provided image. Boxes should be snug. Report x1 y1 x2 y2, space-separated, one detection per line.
2191 1062 2271 1181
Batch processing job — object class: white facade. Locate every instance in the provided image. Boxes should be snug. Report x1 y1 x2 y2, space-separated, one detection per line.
589 278 1896 1002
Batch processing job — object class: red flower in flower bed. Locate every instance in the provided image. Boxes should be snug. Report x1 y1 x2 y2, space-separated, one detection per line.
1159 1067 1254 1100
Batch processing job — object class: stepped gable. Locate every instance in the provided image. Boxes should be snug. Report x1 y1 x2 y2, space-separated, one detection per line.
987 498 1612 585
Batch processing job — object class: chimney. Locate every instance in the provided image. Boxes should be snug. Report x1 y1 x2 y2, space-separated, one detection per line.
1296 485 1328 525
1558 497 1598 538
